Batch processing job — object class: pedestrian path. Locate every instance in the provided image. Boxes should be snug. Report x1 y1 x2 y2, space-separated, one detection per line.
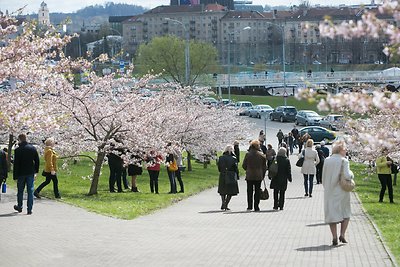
0 157 395 267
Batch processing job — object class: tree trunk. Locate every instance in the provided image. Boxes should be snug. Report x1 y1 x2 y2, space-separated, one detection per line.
187 151 192 172
88 150 106 196
7 134 13 172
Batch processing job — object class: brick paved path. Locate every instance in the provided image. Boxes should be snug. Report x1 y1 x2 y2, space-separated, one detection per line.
0 157 395 267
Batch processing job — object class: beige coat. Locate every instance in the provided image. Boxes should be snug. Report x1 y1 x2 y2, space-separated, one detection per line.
299 147 320 175
322 154 353 223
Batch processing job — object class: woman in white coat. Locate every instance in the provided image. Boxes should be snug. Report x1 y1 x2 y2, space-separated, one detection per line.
322 141 353 246
299 139 320 197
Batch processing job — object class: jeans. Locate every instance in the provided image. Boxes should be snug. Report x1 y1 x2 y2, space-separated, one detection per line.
109 165 122 192
247 180 262 210
273 189 286 209
122 168 129 189
289 143 294 155
394 173 397 186
176 168 184 192
148 170 159 193
167 169 177 193
17 175 35 212
36 173 60 197
303 174 314 195
378 174 394 202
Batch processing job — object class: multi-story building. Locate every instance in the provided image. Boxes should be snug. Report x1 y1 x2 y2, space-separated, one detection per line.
38 1 50 26
121 4 394 68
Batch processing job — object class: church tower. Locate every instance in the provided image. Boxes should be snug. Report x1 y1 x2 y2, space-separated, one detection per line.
38 1 50 26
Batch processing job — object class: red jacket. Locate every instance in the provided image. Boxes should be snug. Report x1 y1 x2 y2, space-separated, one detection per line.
147 155 162 171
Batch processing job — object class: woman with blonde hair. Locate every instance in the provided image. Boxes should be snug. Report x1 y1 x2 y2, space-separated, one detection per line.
34 138 60 199
217 145 239 210
299 139 319 197
322 140 353 246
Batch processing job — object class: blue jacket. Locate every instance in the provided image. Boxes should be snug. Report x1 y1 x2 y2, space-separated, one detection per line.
13 142 40 179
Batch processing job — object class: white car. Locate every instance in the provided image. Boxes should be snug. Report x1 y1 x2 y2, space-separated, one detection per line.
202 97 218 106
248 104 274 118
235 101 253 116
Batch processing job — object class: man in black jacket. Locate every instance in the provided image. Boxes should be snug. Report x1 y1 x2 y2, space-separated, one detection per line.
13 134 40 215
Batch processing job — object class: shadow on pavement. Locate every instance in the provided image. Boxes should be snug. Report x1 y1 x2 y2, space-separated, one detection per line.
306 222 328 227
286 197 306 200
0 212 18 218
198 210 225 214
296 244 344 252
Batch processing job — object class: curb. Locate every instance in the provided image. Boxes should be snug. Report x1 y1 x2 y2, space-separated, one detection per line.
353 192 398 267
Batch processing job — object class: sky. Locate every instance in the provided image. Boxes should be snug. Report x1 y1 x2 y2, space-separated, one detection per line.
0 0 373 14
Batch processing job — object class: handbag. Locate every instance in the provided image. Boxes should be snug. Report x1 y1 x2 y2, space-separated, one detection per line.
260 179 269 200
296 150 305 167
42 170 50 177
1 182 6 193
391 163 399 174
339 159 355 192
268 159 278 179
168 160 178 172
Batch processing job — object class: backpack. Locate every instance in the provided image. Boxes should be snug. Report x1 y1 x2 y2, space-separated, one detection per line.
268 159 278 179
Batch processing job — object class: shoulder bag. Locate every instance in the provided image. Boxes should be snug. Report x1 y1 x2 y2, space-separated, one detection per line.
260 179 269 200
339 159 355 192
296 150 305 167
168 160 179 172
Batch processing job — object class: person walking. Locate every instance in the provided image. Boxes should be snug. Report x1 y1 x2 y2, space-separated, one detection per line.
234 141 240 163
259 130 266 145
175 149 185 193
217 145 239 211
291 126 299 149
270 147 292 210
13 134 40 215
34 138 61 199
376 148 394 203
322 141 353 246
242 140 267 212
320 141 330 158
146 151 162 194
266 144 276 168
287 132 294 155
315 144 326 184
128 153 143 193
276 129 284 146
300 139 320 197
0 148 8 200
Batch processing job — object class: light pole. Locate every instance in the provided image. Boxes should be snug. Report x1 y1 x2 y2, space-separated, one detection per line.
227 26 251 101
265 22 287 105
165 18 190 86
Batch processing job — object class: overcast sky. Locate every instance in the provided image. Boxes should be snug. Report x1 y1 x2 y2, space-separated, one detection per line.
0 0 373 14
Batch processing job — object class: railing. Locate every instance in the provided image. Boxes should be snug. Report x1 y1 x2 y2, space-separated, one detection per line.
214 71 400 88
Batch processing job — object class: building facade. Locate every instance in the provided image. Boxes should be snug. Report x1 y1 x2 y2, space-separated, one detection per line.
120 4 394 68
38 1 50 26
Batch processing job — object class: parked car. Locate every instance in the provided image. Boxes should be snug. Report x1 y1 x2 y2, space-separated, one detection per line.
235 101 253 116
299 126 336 143
202 97 218 106
219 99 231 106
295 110 322 126
249 104 274 118
270 106 297 122
319 114 344 131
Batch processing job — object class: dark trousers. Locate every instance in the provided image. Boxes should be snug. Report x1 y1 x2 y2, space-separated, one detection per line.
167 169 177 193
298 142 303 154
378 174 394 202
273 189 286 209
394 173 397 186
148 170 159 193
36 173 60 197
316 165 323 184
289 143 294 155
303 174 314 195
176 168 184 192
278 139 283 146
122 168 129 189
109 165 122 192
247 180 262 210
17 175 34 212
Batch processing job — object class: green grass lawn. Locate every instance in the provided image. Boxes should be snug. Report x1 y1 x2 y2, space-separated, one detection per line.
224 95 324 113
11 157 219 220
352 163 400 263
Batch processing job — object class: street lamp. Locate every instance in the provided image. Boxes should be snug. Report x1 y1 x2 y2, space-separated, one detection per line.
227 26 251 101
264 22 287 105
165 18 190 86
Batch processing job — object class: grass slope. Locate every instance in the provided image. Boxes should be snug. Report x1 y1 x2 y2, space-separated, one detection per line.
352 163 400 263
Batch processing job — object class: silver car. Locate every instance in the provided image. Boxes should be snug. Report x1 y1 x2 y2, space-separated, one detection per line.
249 104 274 118
319 114 344 131
295 110 322 126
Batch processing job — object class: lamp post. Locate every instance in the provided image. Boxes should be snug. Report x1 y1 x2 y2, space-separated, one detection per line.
227 26 251 101
265 22 286 105
165 18 190 86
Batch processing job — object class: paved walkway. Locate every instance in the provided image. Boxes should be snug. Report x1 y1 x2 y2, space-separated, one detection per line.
0 157 395 267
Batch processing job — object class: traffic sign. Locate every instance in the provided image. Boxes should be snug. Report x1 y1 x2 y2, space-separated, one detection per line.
283 91 288 98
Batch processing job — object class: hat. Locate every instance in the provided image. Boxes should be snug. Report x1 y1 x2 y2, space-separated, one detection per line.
320 141 325 146
315 144 321 149
277 147 287 157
